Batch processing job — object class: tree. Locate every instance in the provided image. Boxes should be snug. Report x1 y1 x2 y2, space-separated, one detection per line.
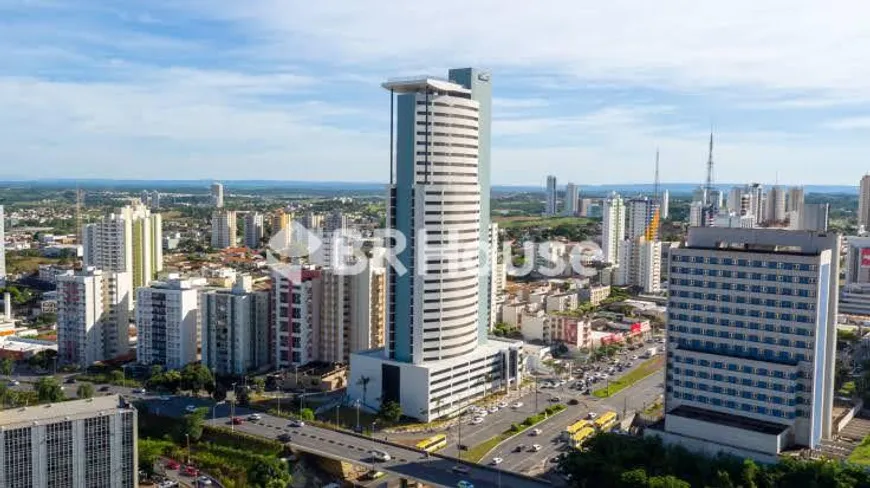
180 363 214 395
35 376 65 403
149 365 164 378
619 468 649 488
249 457 292 488
109 369 125 385
76 382 95 399
179 408 206 443
299 408 315 421
357 375 371 406
253 377 266 391
648 476 691 488
0 357 13 378
741 459 758 488
379 400 402 423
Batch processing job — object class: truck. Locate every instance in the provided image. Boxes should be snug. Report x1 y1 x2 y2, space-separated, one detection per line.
644 347 658 358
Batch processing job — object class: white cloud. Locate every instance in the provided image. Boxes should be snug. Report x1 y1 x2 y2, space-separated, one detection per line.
823 117 870 130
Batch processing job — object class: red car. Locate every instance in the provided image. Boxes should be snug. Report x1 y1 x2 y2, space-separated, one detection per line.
231 417 243 425
181 465 199 477
165 460 180 470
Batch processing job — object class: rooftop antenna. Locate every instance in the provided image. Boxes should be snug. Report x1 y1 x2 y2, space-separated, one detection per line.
653 148 660 201
75 184 84 244
704 130 714 204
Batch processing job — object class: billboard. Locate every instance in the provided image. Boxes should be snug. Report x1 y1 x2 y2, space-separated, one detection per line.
861 248 870 268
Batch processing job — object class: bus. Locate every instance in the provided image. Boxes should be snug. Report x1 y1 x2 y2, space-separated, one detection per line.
561 419 590 440
593 411 618 432
571 426 596 448
416 433 448 452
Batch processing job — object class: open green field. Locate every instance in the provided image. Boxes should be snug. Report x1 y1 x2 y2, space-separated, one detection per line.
593 356 665 398
494 215 592 229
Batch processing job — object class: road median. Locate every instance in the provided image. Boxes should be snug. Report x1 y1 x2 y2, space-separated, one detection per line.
465 404 566 463
592 356 664 398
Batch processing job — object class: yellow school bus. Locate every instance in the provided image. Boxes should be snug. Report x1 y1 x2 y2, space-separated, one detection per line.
562 419 590 440
571 426 596 448
593 411 618 432
416 433 448 452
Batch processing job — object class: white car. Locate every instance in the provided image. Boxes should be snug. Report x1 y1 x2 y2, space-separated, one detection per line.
7 380 19 386
491 457 503 465
471 417 484 425
197 476 213 486
631 355 639 361
477 410 488 417
587 412 598 420
497 401 508 409
370 450 391 462
530 428 542 436
488 406 499 413
531 444 542 452
185 405 198 413
248 414 262 421
512 402 523 409
289 420 305 428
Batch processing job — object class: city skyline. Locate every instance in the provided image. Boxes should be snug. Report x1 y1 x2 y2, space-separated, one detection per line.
3 2 870 184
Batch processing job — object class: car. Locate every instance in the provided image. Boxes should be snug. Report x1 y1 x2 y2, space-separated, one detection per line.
185 405 197 413
134 388 147 394
512 401 523 408
497 401 508 409
197 476 213 486
550 397 561 402
99 385 111 392
288 419 305 428
491 457 503 465
587 412 598 420
248 413 262 421
531 444 542 452
366 471 385 480
181 465 199 477
8 380 19 386
477 410 488 417
471 417 484 425
370 450 391 462
550 455 562 463
165 460 180 470
159 395 171 401
514 444 525 452
631 355 639 361
530 428 542 436
277 433 292 442
452 465 471 475
488 406 499 413
64 377 77 384
458 481 475 488
568 398 580 405
231 417 243 425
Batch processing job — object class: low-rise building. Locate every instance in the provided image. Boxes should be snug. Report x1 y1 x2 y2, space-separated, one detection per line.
579 285 611 306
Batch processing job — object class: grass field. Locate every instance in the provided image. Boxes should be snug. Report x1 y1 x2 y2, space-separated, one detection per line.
494 216 592 229
592 356 665 398
848 435 870 465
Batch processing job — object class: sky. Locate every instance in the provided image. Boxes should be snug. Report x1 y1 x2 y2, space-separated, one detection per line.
1 1 869 186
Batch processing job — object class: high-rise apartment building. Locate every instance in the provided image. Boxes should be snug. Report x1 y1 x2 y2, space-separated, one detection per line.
319 257 387 364
0 395 137 488
269 209 293 250
860 175 870 231
764 186 786 223
797 203 830 232
545 175 558 216
656 228 839 461
627 197 660 241
272 265 322 368
843 237 870 286
301 212 324 230
136 278 200 370
83 201 163 292
314 210 350 267
488 223 506 329
787 187 805 214
0 205 5 285
616 238 662 293
211 210 237 249
201 275 271 376
348 69 522 422
563 183 579 216
57 268 131 366
211 182 224 208
661 190 670 220
601 193 626 264
244 212 265 249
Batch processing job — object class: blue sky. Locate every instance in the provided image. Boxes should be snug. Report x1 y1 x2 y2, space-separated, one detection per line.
2 1 870 185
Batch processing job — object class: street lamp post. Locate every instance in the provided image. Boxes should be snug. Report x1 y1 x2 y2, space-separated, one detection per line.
185 433 190 465
355 399 361 432
230 382 237 432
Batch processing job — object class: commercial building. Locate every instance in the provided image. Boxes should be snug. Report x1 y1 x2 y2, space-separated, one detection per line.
797 203 830 232
136 278 200 370
0 395 138 488
546 175 558 216
844 237 870 285
348 69 522 422
83 201 163 292
244 212 265 249
601 193 626 265
564 182 579 216
273 265 322 368
211 210 237 249
57 268 131 366
201 275 271 376
655 228 839 462
211 182 224 208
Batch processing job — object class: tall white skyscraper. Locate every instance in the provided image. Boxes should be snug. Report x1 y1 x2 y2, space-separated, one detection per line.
136 278 200 370
348 69 522 422
616 238 661 293
796 203 830 232
787 187 805 214
658 228 839 462
601 193 626 265
563 182 579 216
627 197 660 241
0 205 5 285
764 186 786 223
545 175 558 216
57 268 131 366
211 210 237 249
244 212 265 249
201 275 271 376
211 182 224 208
860 175 870 231
83 201 163 292
661 190 670 219
0 395 138 488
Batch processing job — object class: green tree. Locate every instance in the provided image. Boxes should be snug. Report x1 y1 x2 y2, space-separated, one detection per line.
180 408 206 443
0 357 13 377
180 363 214 394
76 382 95 399
149 364 164 378
741 459 758 488
249 457 292 488
379 400 402 423
713 470 734 488
253 377 266 391
109 369 125 384
648 475 691 488
619 468 649 488
299 408 315 421
35 376 65 403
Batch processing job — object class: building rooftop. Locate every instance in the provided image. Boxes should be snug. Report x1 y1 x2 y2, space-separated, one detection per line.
382 77 470 95
0 395 132 429
669 405 789 436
